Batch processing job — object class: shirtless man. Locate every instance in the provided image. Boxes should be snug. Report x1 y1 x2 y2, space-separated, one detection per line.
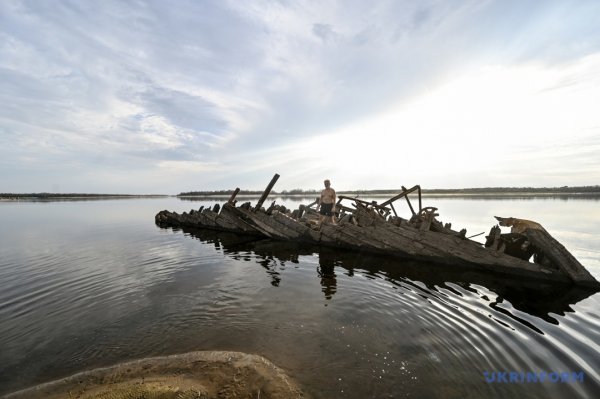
317 179 337 225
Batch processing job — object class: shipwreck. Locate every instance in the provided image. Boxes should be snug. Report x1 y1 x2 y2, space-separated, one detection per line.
155 174 600 289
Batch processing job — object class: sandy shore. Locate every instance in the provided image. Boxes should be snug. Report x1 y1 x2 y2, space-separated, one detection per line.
2 351 307 399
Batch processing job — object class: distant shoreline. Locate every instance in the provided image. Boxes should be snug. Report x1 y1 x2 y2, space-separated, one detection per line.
178 186 600 199
2 186 599 201
177 192 600 200
0 194 168 201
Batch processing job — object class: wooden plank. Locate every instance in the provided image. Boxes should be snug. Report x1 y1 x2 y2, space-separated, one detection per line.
254 174 280 211
525 228 599 287
228 188 240 204
219 203 264 235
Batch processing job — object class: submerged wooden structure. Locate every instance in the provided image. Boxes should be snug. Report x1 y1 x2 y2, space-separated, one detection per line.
156 174 600 288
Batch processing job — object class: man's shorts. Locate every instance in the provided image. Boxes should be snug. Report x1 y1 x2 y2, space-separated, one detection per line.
320 203 334 216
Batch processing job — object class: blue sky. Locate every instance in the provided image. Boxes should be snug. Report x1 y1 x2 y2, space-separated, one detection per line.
1 0 599 194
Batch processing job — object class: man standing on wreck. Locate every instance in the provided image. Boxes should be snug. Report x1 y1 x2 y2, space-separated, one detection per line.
317 179 337 225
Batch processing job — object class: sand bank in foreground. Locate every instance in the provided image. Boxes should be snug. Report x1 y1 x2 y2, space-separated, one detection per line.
3 351 307 399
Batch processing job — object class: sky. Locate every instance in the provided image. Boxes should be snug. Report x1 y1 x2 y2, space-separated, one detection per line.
1 0 600 194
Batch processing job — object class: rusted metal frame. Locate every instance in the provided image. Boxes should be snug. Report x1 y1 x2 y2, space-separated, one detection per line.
389 202 398 217
379 185 422 216
337 195 391 213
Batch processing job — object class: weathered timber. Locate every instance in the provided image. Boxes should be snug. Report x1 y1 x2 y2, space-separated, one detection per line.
524 228 598 288
155 206 261 235
254 173 280 211
217 203 263 235
155 176 600 288
155 209 217 229
228 188 241 204
239 208 303 239
270 211 321 242
315 204 569 284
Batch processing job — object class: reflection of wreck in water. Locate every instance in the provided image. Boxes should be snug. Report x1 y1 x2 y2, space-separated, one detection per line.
317 248 338 300
157 174 600 290
172 226 597 326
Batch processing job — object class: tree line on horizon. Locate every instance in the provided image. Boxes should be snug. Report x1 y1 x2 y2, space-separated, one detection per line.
3 185 598 198
178 185 600 196
0 193 164 198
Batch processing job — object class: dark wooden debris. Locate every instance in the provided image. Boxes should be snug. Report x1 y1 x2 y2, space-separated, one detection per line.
155 175 600 289
254 173 280 211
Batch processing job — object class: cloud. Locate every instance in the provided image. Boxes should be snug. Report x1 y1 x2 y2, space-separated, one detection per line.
312 23 336 42
1 0 600 193
234 53 600 190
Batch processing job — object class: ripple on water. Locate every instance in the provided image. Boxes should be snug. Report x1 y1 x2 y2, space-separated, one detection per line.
2 199 600 399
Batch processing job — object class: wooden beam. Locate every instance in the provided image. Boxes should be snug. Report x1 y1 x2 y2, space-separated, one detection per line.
254 174 280 211
228 188 240 204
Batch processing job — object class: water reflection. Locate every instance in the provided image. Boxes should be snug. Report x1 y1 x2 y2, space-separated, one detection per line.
4 197 599 398
173 226 598 327
317 248 338 300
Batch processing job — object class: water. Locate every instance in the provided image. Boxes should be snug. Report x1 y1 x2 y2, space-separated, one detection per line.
0 196 599 398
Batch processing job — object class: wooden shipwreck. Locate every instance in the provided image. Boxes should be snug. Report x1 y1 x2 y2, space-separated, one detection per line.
155 174 600 289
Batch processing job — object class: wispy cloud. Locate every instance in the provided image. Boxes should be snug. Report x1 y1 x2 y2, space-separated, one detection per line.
1 0 599 193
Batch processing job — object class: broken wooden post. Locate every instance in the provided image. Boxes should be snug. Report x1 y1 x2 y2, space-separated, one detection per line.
419 207 438 231
485 225 506 252
228 188 240 204
254 173 280 211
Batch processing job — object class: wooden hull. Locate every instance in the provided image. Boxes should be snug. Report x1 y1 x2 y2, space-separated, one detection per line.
155 201 599 289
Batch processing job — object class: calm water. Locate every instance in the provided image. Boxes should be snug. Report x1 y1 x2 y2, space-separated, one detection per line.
0 196 599 398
